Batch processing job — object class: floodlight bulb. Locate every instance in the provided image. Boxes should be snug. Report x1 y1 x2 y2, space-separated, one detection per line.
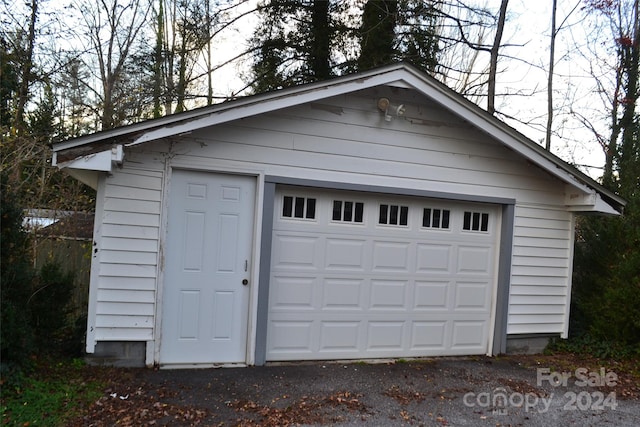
377 98 390 112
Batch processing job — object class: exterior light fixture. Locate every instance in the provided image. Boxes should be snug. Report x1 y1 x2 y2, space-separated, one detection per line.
377 97 406 121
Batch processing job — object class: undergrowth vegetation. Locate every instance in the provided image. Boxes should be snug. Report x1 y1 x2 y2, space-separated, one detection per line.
546 335 640 361
0 358 105 426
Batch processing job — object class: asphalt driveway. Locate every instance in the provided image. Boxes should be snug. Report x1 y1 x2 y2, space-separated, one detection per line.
83 355 640 426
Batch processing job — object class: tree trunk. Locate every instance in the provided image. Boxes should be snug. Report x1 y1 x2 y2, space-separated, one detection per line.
545 0 557 150
310 0 331 81
603 0 639 188
616 0 639 196
206 0 213 105
153 0 165 118
487 0 508 115
15 0 38 133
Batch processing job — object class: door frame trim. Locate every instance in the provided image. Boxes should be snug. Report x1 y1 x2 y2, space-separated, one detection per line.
155 165 262 366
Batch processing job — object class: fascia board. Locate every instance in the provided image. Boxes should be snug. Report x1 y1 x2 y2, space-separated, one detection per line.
54 149 113 171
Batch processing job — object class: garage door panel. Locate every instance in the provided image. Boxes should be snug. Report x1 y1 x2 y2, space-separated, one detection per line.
416 244 452 272
370 280 408 309
267 188 498 361
322 278 364 309
457 245 493 274
268 321 314 353
367 321 405 350
319 321 361 352
372 241 411 272
325 238 367 271
269 276 316 309
411 321 448 349
272 234 321 270
454 282 492 311
414 281 450 310
451 321 488 349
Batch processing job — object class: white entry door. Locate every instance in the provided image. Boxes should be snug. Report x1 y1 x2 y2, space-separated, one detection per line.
160 170 255 365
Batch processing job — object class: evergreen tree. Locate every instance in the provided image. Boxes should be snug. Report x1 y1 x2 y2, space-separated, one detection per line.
394 0 439 73
250 0 344 92
358 0 398 70
571 0 640 351
0 36 19 128
250 0 441 93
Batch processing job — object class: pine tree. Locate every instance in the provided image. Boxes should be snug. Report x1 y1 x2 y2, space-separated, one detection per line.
358 0 398 71
250 0 342 92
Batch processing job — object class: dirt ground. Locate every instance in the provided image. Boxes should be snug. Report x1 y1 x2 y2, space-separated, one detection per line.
74 354 640 426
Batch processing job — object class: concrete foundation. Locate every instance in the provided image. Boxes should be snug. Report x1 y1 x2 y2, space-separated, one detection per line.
506 334 557 355
85 341 146 367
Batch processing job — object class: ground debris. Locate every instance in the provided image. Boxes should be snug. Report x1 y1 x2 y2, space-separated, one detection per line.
229 390 369 426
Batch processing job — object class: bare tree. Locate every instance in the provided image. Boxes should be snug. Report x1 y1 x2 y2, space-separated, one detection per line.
545 1 580 151
76 0 152 129
433 1 512 108
573 0 639 184
545 0 558 150
158 0 257 113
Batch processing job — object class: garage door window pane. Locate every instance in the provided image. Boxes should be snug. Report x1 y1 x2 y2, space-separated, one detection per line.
283 196 293 217
354 203 364 222
390 205 398 224
306 198 316 219
332 201 342 221
400 206 408 225
379 204 388 223
481 212 488 231
294 197 305 218
442 210 450 228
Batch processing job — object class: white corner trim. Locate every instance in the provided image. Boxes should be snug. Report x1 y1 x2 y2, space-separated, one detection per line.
146 340 155 367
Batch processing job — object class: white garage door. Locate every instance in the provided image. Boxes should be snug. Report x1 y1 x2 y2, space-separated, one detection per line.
266 186 500 361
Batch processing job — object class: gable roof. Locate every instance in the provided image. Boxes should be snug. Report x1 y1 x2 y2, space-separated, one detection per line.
52 62 625 214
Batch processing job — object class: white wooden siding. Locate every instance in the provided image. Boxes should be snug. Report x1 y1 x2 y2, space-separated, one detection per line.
91 167 162 343
508 205 572 334
94 86 575 346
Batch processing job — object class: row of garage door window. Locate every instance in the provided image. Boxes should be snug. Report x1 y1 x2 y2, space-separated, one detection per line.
282 196 489 232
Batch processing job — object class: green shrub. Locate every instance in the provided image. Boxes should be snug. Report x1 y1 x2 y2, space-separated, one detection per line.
1 172 35 365
1 172 83 365
30 263 75 349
